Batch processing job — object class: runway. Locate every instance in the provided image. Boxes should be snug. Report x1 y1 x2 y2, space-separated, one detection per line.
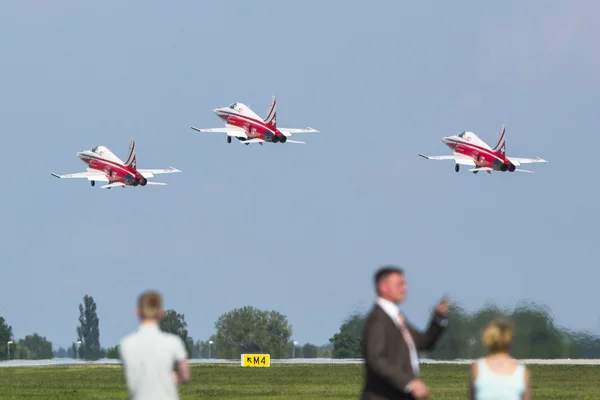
1 358 600 367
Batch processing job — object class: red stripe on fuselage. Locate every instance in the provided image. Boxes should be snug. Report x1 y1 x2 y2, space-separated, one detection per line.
79 154 138 182
444 139 509 167
216 110 280 138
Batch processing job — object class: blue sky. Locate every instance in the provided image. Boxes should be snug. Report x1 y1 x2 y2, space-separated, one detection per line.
1 0 599 350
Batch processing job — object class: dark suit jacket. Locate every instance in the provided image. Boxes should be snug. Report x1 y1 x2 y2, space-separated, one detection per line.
361 303 446 400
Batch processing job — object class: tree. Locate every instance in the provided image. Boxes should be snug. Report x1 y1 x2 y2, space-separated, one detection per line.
425 302 472 359
424 300 600 360
12 342 31 359
329 312 365 358
0 316 13 360
76 295 101 360
317 345 332 358
510 301 564 358
19 333 53 359
159 309 192 357
106 345 120 359
302 343 319 358
54 347 67 358
214 306 292 359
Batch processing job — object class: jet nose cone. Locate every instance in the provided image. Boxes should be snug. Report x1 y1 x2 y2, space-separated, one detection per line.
212 108 220 114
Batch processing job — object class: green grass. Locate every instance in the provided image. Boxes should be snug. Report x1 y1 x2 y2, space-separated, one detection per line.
0 364 599 399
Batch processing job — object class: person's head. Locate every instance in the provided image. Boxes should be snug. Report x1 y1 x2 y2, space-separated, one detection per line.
482 319 513 354
374 265 406 303
136 290 165 322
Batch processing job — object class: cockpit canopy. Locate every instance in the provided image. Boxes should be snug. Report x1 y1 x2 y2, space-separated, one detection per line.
91 145 108 154
228 102 245 112
457 131 466 138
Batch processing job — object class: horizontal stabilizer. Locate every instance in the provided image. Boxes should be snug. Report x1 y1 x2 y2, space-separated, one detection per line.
507 156 548 165
286 140 305 144
515 169 534 173
279 127 319 136
138 167 181 179
468 167 493 172
241 138 265 144
101 182 125 189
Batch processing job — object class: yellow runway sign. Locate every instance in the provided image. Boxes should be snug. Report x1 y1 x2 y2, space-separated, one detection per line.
241 353 270 367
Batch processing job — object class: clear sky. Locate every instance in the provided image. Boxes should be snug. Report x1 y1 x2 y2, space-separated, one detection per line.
1 0 599 351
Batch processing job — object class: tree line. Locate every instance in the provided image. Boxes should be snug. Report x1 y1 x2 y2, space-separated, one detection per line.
2 296 599 361
329 300 600 359
0 295 333 361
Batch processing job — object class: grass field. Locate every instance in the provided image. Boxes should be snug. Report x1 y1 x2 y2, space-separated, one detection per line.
0 364 599 399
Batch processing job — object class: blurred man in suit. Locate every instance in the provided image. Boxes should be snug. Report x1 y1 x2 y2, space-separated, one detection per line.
361 266 448 400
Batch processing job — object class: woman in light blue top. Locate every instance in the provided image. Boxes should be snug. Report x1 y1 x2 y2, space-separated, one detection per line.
469 319 531 400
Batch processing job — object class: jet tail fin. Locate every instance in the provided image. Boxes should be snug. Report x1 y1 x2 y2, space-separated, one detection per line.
124 138 137 170
264 96 276 129
492 125 506 157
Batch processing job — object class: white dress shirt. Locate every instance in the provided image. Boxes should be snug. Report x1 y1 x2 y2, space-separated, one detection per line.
376 298 420 378
376 297 448 393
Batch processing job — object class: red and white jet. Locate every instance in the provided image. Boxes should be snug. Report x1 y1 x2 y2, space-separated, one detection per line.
419 125 548 174
190 96 319 145
51 139 181 189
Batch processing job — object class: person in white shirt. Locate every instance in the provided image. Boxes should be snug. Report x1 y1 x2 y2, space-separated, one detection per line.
469 319 531 400
119 290 191 400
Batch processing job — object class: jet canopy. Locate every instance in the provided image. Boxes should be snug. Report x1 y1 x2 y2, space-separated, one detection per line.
457 131 466 138
91 145 108 154
228 102 245 111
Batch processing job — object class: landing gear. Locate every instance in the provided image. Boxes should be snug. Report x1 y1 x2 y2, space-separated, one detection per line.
91 180 95 187
455 164 460 173
227 136 231 144
472 170 478 174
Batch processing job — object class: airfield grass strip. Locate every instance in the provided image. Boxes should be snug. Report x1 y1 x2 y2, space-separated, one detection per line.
0 364 598 399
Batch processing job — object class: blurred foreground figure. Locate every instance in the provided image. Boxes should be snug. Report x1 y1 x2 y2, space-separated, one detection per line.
361 266 448 400
470 319 531 400
120 290 190 400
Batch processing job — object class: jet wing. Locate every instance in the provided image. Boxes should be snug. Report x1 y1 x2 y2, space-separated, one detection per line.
418 154 476 166
50 170 109 181
137 167 181 179
278 127 319 136
190 126 247 138
506 157 548 165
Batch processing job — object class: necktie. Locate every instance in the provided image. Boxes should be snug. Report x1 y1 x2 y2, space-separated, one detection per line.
398 312 419 376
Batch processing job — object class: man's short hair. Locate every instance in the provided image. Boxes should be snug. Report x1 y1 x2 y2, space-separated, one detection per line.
373 265 404 293
138 290 163 319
